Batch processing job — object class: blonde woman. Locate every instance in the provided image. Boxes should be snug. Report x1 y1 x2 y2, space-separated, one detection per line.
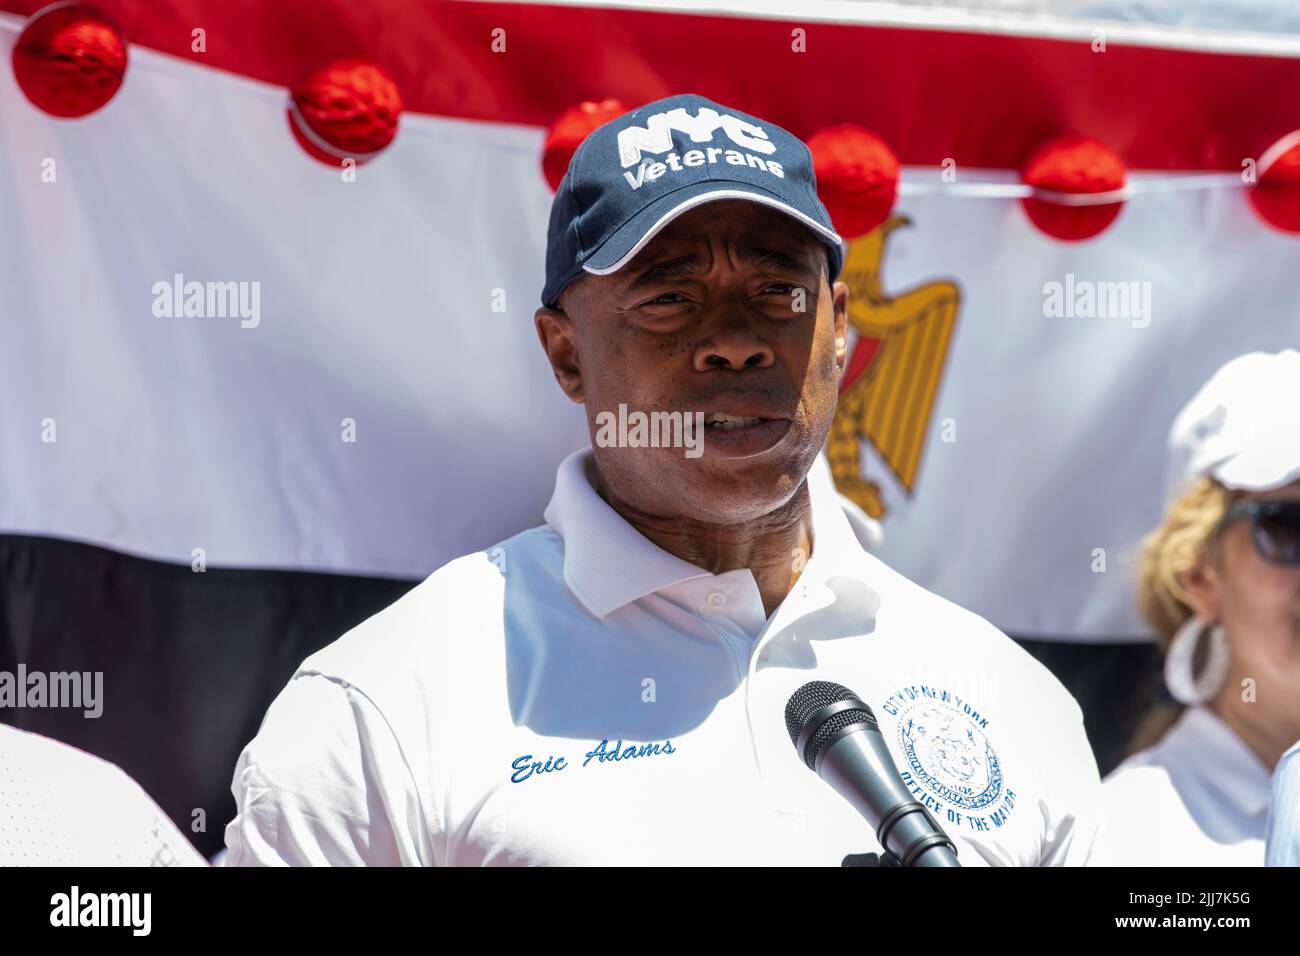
1103 350 1300 866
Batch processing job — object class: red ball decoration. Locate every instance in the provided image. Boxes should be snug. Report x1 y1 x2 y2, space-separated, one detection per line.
12 4 127 118
542 98 626 191
288 58 402 166
1248 131 1300 234
1021 135 1126 241
807 125 899 239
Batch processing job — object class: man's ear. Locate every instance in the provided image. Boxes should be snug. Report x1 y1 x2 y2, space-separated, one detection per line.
534 305 586 404
831 279 850 375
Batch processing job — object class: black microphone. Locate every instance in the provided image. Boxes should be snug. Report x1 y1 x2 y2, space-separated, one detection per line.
785 680 961 868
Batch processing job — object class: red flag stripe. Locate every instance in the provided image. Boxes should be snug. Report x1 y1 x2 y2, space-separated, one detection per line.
3 0 1299 170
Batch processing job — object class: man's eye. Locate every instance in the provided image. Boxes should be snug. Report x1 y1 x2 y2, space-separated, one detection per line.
646 292 686 305
764 283 801 296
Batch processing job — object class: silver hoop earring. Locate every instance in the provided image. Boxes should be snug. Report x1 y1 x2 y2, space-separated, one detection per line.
1163 617 1229 706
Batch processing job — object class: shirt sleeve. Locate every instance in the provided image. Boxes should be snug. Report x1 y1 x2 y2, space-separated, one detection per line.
1038 703 1108 866
223 673 434 866
1266 742 1300 867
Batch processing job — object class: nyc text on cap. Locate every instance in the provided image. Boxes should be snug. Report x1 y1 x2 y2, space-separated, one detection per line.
542 93 845 307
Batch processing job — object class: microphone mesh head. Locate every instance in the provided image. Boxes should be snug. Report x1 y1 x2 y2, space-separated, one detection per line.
784 680 854 744
784 680 875 770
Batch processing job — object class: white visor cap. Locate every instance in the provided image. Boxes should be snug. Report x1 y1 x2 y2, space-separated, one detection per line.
1166 349 1300 501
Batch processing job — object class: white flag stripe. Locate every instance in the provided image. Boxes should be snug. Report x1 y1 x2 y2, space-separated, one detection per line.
865 181 1299 640
0 28 587 578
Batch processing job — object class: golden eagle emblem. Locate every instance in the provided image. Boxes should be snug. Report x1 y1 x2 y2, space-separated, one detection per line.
827 216 960 519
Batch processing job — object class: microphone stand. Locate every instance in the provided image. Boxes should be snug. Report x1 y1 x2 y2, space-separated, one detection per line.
841 851 901 867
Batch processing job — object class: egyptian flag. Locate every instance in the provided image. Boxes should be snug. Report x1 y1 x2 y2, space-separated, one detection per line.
2 0 1299 855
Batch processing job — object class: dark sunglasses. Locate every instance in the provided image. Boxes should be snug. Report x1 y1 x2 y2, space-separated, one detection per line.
1218 499 1300 565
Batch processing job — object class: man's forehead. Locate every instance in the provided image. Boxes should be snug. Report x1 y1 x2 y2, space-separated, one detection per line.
622 202 823 273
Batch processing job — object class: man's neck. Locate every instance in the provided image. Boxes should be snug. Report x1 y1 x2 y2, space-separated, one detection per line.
595 478 815 618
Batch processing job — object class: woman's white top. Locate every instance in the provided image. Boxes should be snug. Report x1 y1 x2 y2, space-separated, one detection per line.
1102 706 1270 866
1266 740 1300 866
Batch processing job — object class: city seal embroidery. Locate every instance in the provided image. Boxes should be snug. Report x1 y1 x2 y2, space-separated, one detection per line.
881 685 1017 833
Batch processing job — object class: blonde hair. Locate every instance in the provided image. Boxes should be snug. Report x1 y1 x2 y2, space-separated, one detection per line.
1136 477 1234 646
1127 477 1235 754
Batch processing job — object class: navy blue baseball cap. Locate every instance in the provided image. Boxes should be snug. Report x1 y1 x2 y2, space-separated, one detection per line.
542 93 844 308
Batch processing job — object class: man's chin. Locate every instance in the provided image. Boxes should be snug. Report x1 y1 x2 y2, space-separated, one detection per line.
668 449 813 522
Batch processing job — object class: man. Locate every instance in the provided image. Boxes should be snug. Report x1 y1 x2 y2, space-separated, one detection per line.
224 93 1102 866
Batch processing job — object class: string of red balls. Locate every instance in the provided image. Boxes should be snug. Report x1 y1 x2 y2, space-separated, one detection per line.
14 4 1300 239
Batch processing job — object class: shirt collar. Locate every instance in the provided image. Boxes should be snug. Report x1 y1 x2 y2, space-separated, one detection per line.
542 447 869 621
1165 706 1274 819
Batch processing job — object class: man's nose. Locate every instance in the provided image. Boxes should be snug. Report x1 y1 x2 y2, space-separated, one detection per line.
693 310 775 371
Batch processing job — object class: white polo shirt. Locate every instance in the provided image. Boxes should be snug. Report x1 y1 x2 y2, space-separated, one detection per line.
1102 706 1270 866
224 449 1103 866
1265 740 1300 866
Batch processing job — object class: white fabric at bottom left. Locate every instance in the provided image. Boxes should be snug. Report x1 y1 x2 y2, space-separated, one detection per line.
0 723 207 866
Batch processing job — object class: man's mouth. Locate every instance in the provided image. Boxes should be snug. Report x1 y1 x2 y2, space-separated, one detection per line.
704 412 771 431
695 409 794 459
